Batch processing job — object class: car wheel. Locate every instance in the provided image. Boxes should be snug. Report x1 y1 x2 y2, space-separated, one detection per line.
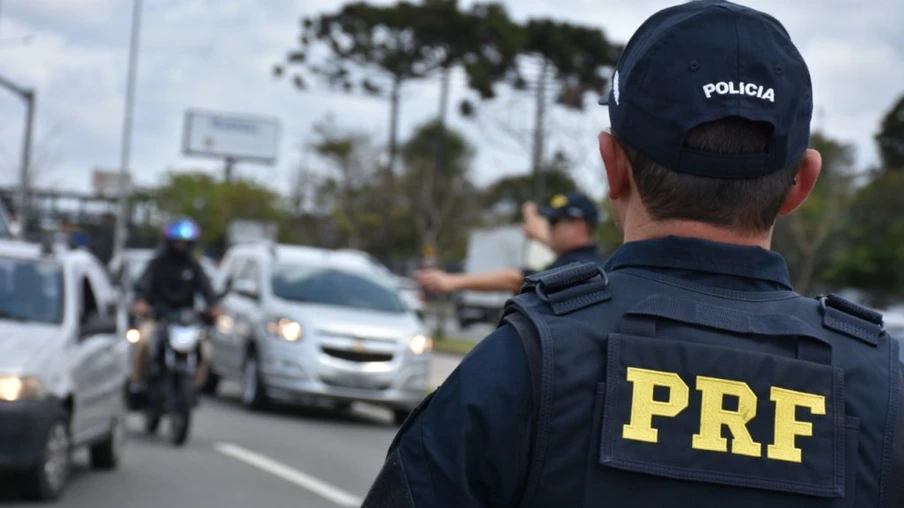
392 409 412 426
201 371 220 396
90 414 125 470
242 354 269 411
22 414 70 501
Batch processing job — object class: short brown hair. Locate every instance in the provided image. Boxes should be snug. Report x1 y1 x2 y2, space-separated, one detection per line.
617 117 801 234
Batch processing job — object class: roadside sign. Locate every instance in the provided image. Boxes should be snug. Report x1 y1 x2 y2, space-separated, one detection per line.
182 109 280 164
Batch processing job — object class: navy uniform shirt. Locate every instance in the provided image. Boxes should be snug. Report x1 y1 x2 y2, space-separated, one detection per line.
389 236 798 507
522 244 606 279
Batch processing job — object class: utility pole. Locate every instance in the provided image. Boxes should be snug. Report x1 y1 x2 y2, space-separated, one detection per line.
530 58 549 203
113 0 143 260
0 74 35 239
224 156 236 182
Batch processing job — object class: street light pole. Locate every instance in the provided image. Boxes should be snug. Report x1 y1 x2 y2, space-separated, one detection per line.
18 89 34 238
0 74 35 240
112 0 143 260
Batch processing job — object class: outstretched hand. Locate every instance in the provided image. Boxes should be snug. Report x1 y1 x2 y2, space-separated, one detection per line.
414 269 458 294
522 201 549 242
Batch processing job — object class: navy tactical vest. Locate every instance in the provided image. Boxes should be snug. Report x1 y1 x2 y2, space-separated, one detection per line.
501 262 900 507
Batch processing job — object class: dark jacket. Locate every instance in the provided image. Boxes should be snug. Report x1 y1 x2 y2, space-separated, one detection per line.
134 249 217 311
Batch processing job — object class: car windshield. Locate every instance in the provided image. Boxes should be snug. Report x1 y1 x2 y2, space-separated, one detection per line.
0 256 64 324
126 257 150 284
271 263 407 313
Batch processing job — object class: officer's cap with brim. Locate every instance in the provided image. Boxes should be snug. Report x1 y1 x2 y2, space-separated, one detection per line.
599 0 813 179
540 192 599 226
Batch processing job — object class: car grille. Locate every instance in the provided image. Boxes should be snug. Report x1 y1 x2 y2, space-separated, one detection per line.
322 347 393 363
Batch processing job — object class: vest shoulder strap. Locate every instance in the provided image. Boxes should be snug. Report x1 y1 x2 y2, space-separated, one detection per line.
519 261 612 315
501 311 541 508
817 293 884 346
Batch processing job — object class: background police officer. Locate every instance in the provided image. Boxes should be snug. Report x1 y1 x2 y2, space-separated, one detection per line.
363 1 904 506
415 191 606 295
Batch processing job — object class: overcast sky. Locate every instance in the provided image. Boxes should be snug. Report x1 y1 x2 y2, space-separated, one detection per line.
0 0 902 200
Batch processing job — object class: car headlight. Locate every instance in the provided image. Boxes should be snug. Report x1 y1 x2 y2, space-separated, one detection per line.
0 376 45 401
266 316 303 342
409 334 433 355
126 328 141 344
216 314 234 334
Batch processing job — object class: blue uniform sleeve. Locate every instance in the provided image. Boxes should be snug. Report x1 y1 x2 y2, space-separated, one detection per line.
362 324 534 508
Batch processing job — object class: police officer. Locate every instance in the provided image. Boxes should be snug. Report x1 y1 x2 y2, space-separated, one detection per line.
415 191 606 295
363 1 904 506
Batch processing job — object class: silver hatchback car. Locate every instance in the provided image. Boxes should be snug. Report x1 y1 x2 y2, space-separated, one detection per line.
205 242 432 423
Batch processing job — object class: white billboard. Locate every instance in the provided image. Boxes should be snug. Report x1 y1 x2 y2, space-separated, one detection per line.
92 169 133 196
182 109 280 164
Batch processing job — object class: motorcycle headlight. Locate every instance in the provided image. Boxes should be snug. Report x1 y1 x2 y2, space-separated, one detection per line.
126 328 141 344
266 317 303 342
0 376 46 402
409 334 433 355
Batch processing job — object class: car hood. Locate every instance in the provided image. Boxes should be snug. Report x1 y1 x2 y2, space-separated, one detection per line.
0 321 63 374
274 302 423 342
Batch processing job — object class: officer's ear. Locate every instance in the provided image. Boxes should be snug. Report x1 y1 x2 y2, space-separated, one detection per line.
778 148 822 216
599 131 631 200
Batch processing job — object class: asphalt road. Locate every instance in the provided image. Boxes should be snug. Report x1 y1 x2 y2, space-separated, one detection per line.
0 377 450 508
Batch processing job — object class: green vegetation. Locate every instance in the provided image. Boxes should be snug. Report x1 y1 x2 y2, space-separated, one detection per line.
130 0 904 305
432 336 478 356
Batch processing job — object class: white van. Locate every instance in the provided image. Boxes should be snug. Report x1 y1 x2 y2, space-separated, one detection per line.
454 226 555 328
0 239 129 500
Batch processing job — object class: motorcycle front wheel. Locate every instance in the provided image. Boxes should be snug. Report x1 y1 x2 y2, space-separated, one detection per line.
169 373 193 446
144 401 161 435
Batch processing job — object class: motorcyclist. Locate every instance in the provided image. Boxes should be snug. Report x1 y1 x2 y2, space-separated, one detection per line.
130 217 221 394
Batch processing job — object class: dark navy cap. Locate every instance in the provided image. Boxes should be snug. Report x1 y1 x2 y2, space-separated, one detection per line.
540 192 599 225
600 0 813 178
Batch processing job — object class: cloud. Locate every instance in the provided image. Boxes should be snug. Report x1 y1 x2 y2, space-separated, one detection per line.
0 0 901 200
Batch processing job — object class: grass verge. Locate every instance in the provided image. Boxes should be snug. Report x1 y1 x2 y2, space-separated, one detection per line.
432 336 477 356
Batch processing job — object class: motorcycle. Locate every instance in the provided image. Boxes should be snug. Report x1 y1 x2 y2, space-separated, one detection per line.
140 306 213 446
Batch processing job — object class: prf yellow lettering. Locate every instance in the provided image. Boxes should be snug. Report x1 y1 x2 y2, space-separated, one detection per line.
622 367 689 443
767 387 826 463
622 369 827 463
692 376 762 457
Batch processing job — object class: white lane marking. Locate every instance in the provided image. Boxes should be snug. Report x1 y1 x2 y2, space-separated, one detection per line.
215 442 363 507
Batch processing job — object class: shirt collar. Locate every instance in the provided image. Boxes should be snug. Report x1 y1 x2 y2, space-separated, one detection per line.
562 244 599 257
604 236 792 291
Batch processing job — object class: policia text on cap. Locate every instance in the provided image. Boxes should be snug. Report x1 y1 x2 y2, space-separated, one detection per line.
363 1 904 507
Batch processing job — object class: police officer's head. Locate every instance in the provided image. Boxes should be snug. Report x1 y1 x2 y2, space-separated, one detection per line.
598 0 821 241
540 191 599 254
162 217 201 259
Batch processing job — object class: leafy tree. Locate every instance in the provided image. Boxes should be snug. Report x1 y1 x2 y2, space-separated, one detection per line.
461 18 621 200
876 92 904 170
154 172 286 246
827 170 904 306
411 2 522 256
308 116 381 249
397 120 479 261
479 151 578 224
275 1 445 177
772 132 857 294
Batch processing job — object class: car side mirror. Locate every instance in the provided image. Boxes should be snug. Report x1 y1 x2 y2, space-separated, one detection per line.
80 315 118 340
234 279 260 300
